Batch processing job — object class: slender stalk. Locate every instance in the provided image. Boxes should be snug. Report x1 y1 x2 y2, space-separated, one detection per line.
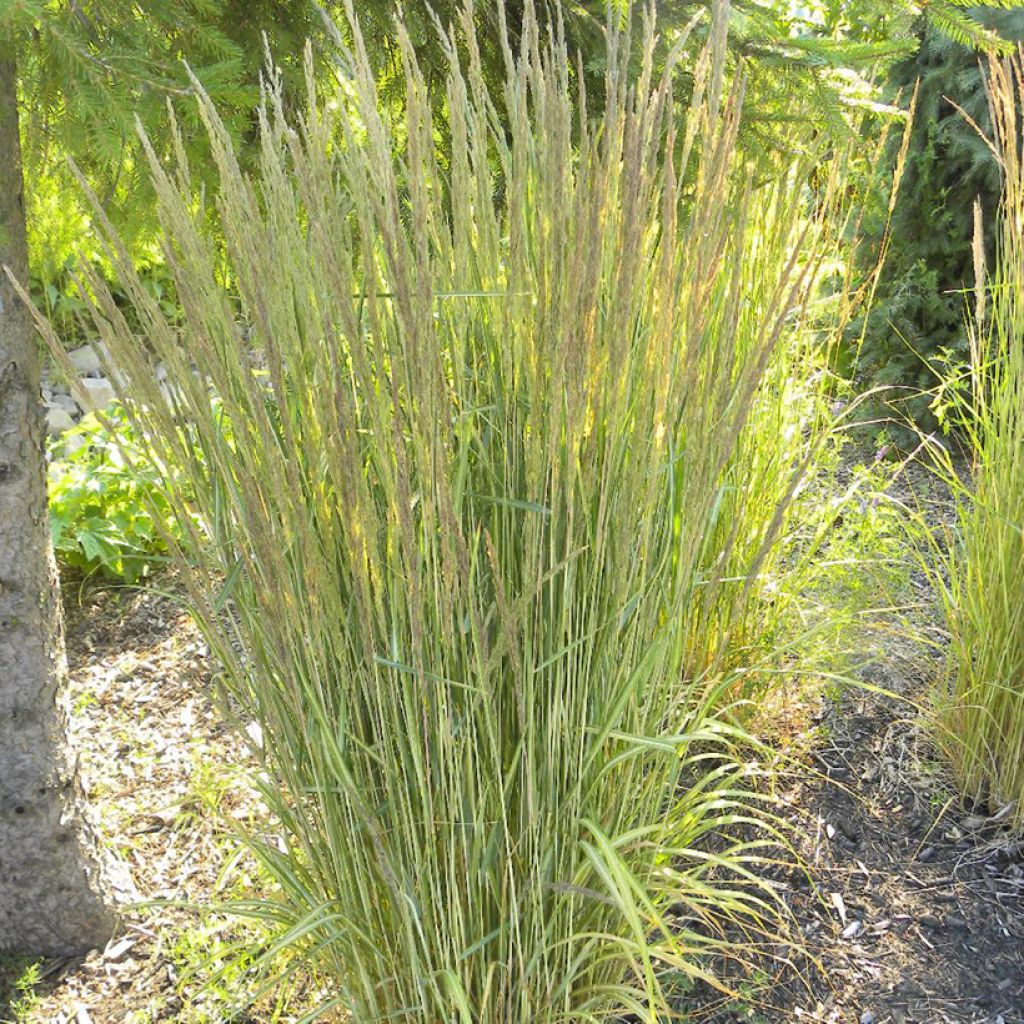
933 53 1024 831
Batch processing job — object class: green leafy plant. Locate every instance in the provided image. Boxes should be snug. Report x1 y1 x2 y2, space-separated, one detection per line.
25 3 845 1018
48 407 175 583
0 956 41 1024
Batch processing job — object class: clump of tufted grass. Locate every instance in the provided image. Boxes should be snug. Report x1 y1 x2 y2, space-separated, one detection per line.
32 2 833 1018
930 54 1024 831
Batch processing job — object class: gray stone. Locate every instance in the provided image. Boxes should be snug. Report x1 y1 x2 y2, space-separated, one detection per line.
51 393 80 417
74 376 116 412
45 405 75 436
67 344 104 376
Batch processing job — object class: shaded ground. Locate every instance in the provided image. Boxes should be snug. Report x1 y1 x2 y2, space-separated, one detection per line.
692 650 1024 1024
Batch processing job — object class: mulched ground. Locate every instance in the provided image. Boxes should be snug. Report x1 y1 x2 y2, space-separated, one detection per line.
6 581 279 1024
691 646 1024 1024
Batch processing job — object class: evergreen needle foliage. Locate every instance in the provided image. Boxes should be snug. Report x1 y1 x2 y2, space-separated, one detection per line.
933 52 1024 832
30 2 829 1017
851 6 1024 430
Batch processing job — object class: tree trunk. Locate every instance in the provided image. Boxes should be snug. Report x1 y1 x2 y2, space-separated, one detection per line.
0 47 114 956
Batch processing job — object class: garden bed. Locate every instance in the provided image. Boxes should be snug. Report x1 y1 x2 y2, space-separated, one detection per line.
4 477 1022 1023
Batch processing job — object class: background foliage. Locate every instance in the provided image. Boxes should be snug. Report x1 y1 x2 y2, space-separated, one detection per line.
2 0 336 342
11 0 1014 353
851 6 1024 431
47 408 176 583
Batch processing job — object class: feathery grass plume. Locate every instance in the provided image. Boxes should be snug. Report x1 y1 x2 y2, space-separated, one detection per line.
678 170 836 690
929 51 1024 831
29 1 829 1017
679 123 895 698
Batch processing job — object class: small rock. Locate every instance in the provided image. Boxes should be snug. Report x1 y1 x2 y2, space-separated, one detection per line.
67 343 104 375
917 844 937 863
75 376 116 411
244 720 264 752
51 393 80 416
837 817 860 843
860 1012 876 1024
103 935 137 963
46 405 75 436
830 891 847 925
842 919 863 939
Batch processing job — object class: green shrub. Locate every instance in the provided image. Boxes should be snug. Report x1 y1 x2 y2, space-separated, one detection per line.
32 4 836 1018
48 407 175 583
851 9 1024 431
932 54 1024 831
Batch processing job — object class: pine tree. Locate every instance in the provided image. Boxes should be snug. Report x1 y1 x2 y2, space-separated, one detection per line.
351 0 932 163
0 40 115 957
6 0 337 297
854 6 1024 429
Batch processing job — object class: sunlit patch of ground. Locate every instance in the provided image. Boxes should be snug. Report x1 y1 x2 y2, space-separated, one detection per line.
7 578 333 1024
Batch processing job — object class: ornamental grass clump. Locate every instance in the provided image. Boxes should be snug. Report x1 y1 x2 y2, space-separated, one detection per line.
933 54 1024 831
38 2 825 1017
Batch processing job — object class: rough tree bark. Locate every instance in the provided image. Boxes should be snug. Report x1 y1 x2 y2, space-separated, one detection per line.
0 47 114 955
